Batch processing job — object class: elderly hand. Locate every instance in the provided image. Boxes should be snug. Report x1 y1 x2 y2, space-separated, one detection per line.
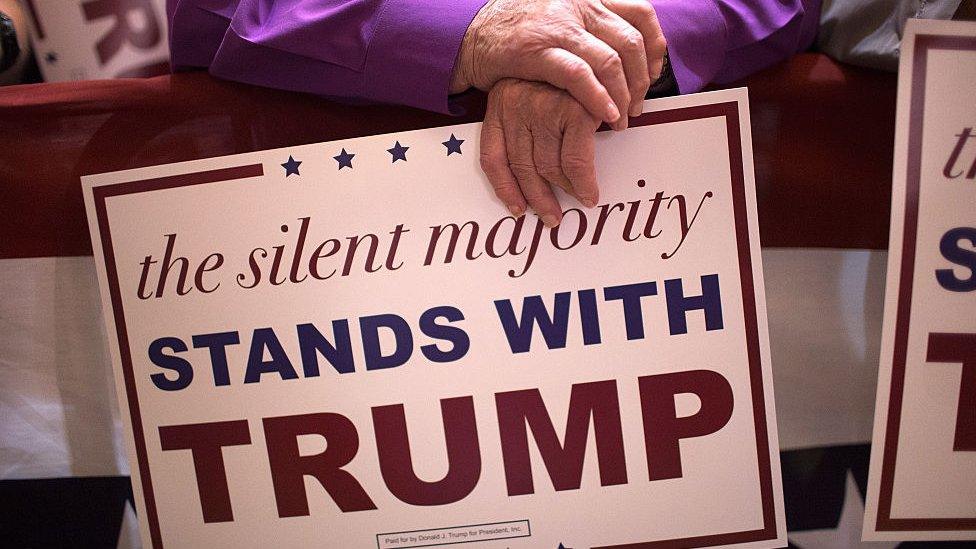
452 0 666 131
481 78 603 227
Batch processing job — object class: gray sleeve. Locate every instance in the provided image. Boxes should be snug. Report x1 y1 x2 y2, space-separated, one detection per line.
817 0 962 71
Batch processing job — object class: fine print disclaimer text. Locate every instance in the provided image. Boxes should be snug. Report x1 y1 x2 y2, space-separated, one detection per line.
377 520 531 548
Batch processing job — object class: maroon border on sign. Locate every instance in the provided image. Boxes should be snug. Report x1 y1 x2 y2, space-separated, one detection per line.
93 163 264 548
875 34 976 532
93 102 777 548
593 102 776 548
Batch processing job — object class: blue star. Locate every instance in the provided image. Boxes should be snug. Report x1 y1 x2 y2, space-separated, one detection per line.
387 141 409 163
333 148 355 170
442 134 464 155
281 155 302 177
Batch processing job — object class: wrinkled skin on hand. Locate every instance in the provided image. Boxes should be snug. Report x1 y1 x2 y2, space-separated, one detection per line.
452 0 666 130
480 79 603 227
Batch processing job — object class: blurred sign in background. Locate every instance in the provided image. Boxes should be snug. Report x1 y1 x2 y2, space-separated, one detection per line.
23 0 168 81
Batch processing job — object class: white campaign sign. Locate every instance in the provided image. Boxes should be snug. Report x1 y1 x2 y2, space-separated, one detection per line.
24 0 168 82
863 19 976 542
83 89 785 548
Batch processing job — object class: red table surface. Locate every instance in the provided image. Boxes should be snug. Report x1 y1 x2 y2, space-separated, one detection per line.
0 53 896 259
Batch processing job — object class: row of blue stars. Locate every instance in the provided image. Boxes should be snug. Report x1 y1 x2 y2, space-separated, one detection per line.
280 134 465 176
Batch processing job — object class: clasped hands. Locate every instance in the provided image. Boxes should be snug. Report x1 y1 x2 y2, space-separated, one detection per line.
451 0 667 227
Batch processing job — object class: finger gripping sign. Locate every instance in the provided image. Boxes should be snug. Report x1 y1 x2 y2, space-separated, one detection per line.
863 20 976 542
83 89 785 548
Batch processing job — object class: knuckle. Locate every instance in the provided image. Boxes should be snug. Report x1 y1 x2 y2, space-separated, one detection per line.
564 24 589 43
479 149 505 173
522 188 549 203
536 164 564 180
562 156 594 178
492 180 519 196
563 58 591 80
634 7 656 26
552 177 574 194
632 1 653 17
599 51 623 75
653 35 668 55
622 31 644 53
563 167 592 182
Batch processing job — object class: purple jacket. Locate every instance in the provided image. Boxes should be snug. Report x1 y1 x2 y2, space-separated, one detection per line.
167 0 821 114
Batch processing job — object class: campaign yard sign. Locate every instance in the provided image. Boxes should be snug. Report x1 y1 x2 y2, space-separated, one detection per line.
23 0 169 82
83 89 785 548
863 20 976 542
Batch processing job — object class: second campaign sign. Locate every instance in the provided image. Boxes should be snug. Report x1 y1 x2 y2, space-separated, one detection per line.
83 89 785 548
864 20 976 542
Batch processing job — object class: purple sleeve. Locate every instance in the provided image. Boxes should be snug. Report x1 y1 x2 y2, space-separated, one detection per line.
167 0 487 114
653 0 822 93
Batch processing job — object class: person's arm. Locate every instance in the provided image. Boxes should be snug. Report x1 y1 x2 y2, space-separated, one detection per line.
167 0 487 114
169 0 673 125
654 0 822 93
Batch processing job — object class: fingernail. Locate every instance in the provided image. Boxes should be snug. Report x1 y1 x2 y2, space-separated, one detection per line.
542 214 560 228
606 102 620 123
508 204 524 217
629 104 642 117
581 197 597 208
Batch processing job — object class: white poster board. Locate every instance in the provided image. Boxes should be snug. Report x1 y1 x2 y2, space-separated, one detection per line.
83 89 785 548
24 0 168 81
863 19 976 541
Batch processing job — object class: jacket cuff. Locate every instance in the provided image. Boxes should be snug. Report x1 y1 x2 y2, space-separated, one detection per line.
653 0 728 94
366 0 488 114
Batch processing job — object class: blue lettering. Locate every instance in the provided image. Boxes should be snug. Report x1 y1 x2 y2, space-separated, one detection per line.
361 314 413 370
298 321 355 375
419 306 470 363
665 274 723 335
149 337 193 391
192 331 240 386
244 327 298 383
604 282 658 340
937 227 976 292
494 293 571 353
